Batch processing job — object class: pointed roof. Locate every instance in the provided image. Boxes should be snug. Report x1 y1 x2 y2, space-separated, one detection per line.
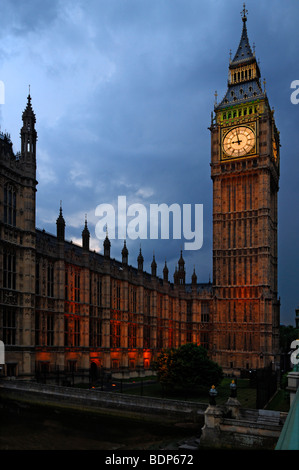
56 202 66 241
82 215 90 251
163 259 169 275
230 5 254 67
121 240 128 265
174 265 178 278
137 246 144 272
178 250 185 269
192 266 197 285
215 5 264 110
56 202 65 226
82 215 90 237
122 239 128 256
163 260 169 281
104 232 111 248
22 89 36 121
137 247 144 264
151 253 157 269
217 80 264 109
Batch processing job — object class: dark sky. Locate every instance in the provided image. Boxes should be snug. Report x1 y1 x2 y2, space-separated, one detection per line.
0 0 298 325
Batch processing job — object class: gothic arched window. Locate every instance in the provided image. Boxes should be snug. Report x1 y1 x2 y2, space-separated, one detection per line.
3 249 16 290
4 184 16 226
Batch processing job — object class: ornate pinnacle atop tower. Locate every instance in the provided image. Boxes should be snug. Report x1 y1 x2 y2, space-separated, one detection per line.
192 266 197 286
56 201 65 241
22 88 35 120
163 260 169 282
242 2 248 21
122 240 128 266
103 228 111 258
215 4 264 111
151 252 157 277
21 88 37 165
137 246 144 272
82 214 90 251
230 3 254 66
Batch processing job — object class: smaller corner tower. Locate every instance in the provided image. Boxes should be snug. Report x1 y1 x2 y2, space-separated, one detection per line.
56 202 66 242
0 90 38 379
82 215 90 252
20 88 37 176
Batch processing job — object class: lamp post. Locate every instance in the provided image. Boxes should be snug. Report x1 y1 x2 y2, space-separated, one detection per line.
226 379 241 419
209 385 218 406
230 379 237 398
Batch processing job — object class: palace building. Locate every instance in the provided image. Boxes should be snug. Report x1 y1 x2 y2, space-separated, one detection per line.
0 6 280 382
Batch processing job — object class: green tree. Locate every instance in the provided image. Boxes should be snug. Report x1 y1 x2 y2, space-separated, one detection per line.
280 325 299 353
154 343 223 391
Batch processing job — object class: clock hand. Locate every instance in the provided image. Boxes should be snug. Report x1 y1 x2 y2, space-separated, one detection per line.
235 129 242 145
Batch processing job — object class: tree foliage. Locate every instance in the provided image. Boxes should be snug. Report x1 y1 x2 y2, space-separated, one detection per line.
154 343 223 391
279 325 299 353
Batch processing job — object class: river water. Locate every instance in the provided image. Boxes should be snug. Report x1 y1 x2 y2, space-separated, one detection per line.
0 399 199 450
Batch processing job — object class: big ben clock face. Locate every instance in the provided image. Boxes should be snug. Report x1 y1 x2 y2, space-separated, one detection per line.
222 126 255 158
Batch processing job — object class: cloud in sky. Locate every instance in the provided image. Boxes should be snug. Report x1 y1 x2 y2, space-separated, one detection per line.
0 0 299 325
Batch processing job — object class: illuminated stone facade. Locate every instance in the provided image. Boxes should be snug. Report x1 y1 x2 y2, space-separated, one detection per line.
210 8 280 373
0 107 213 380
0 9 280 381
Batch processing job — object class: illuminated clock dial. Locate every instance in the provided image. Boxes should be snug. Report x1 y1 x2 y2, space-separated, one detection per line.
223 126 255 158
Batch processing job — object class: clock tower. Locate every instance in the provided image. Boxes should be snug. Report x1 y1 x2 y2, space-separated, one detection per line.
210 5 280 374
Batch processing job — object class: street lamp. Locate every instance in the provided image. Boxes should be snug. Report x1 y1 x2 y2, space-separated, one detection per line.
209 385 218 406
230 379 237 398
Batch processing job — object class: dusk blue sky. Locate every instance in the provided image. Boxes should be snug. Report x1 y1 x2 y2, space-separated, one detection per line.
0 0 298 325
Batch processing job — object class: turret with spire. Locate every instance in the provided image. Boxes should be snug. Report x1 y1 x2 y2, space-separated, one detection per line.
151 252 157 277
177 250 185 285
82 215 90 251
137 247 144 272
192 266 197 286
20 87 37 173
122 240 128 266
215 3 265 112
231 3 254 65
163 260 169 282
56 202 65 242
103 227 111 259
